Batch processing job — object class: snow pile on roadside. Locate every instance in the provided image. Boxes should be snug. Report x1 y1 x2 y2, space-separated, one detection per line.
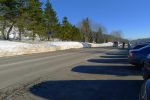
48 42 84 50
0 41 84 57
90 42 113 47
0 41 32 56
0 41 113 57
0 41 31 52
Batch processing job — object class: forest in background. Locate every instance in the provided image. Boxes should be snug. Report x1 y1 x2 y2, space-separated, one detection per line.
0 0 128 43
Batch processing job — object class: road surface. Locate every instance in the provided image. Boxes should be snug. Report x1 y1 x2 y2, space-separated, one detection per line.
0 47 143 100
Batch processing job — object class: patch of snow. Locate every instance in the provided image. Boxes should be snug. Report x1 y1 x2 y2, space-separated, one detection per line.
0 41 31 52
90 42 113 47
0 41 113 57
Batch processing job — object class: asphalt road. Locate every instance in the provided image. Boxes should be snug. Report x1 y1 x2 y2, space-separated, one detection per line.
0 47 143 100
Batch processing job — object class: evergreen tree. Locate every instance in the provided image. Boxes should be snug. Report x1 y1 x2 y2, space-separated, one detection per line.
62 17 73 40
71 25 82 41
0 0 19 40
27 0 44 40
14 0 29 40
52 23 63 39
44 0 58 40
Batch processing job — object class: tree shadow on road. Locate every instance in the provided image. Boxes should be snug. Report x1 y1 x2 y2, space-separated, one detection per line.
30 80 143 100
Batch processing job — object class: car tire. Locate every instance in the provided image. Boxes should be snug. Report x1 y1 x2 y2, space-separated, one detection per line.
139 82 144 100
139 81 148 100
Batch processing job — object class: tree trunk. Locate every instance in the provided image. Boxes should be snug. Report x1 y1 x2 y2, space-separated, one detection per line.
48 34 50 41
1 21 7 40
6 23 15 40
19 29 22 40
32 32 35 41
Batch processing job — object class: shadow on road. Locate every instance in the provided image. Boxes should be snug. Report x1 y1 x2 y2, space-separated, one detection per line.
30 80 143 100
89 51 129 64
88 58 128 64
106 52 128 56
85 50 140 76
72 65 141 76
105 50 129 56
100 55 128 58
29 50 142 100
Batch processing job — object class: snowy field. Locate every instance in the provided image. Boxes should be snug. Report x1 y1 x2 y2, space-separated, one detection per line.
0 41 113 57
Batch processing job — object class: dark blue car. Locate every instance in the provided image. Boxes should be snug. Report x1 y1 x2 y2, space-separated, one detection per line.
128 45 150 67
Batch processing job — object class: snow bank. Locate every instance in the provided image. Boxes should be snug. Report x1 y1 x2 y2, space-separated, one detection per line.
90 42 113 47
48 42 84 50
0 41 31 52
0 41 113 57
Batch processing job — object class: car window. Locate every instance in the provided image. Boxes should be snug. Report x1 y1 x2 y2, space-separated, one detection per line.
133 45 144 49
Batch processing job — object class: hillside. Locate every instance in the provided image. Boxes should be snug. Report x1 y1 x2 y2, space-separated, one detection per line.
131 37 150 44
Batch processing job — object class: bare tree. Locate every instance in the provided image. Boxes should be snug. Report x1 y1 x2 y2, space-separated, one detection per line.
77 17 92 42
110 30 123 41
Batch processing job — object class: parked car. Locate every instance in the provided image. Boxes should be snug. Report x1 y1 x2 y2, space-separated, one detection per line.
128 45 150 67
142 54 150 79
113 41 119 47
139 79 150 100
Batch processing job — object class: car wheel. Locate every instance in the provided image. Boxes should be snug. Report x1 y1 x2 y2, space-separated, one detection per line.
139 81 148 100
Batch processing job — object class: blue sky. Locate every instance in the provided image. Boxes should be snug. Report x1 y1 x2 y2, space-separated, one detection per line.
42 0 150 40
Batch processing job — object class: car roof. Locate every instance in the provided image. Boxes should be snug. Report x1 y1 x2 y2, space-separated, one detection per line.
135 44 147 47
138 44 150 50
132 43 149 48
131 44 150 51
137 43 150 46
